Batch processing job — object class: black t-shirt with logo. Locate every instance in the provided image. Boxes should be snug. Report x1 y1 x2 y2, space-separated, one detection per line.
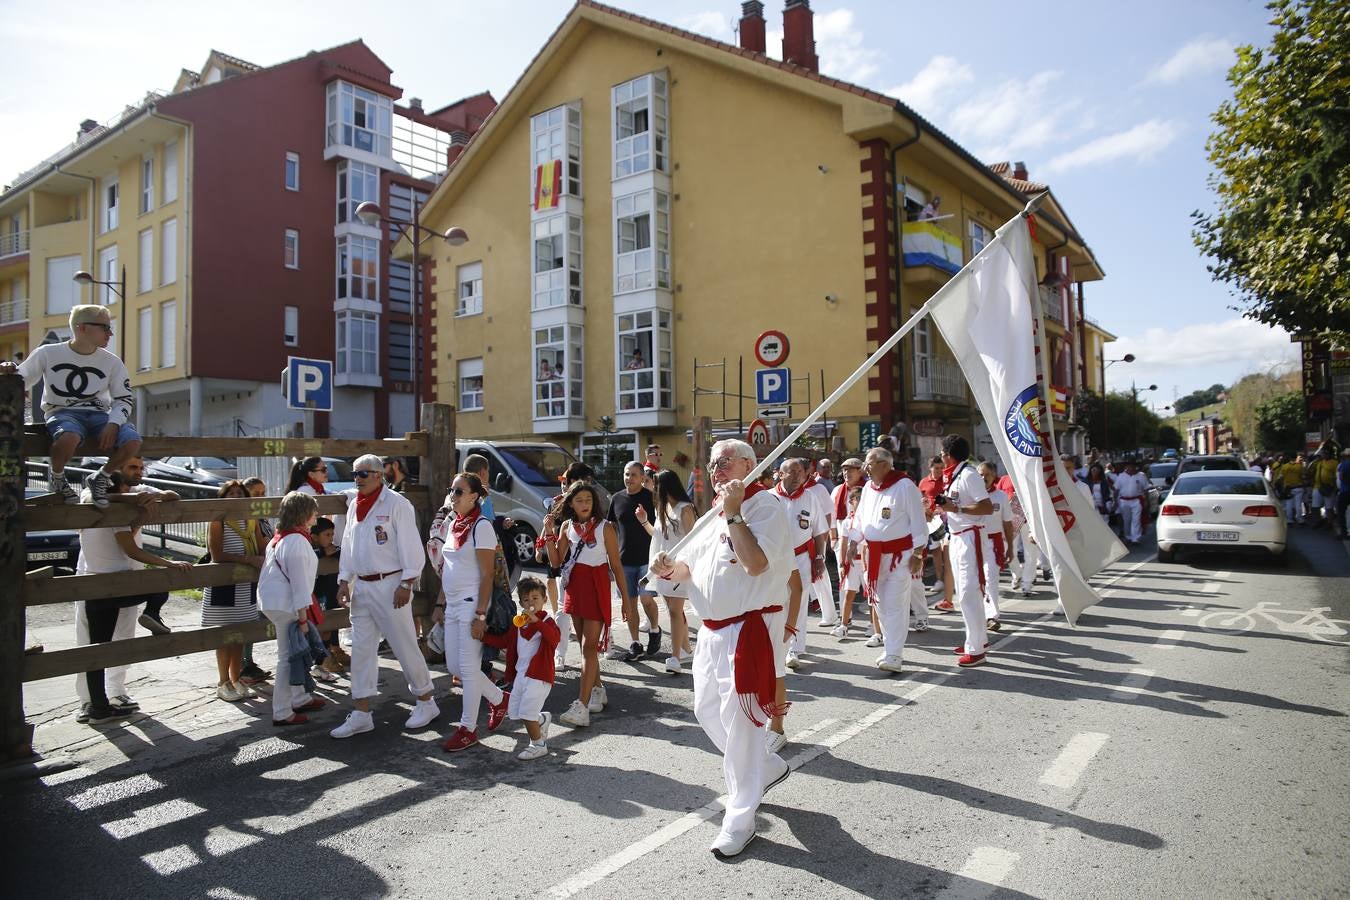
607 488 655 566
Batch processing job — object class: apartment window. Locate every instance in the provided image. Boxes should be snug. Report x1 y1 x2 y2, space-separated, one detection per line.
531 103 582 210
532 214 582 309
138 306 153 372
615 190 670 292
160 218 177 285
162 142 178 204
388 320 413 381
96 245 118 305
160 300 176 367
336 160 379 224
457 261 483 316
284 229 299 269
101 177 119 232
283 305 299 347
913 319 932 394
902 182 929 222
336 310 378 375
533 325 583 419
137 229 153 293
388 260 412 313
326 80 393 157
284 151 300 191
458 357 484 411
612 72 668 178
336 234 378 300
617 310 672 411
45 255 80 315
140 156 154 214
969 220 992 256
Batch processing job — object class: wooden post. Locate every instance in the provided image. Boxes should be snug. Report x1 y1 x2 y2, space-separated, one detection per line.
691 415 711 515
419 403 455 599
0 374 33 759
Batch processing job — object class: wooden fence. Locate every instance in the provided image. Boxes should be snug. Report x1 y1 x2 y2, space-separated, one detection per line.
0 373 455 760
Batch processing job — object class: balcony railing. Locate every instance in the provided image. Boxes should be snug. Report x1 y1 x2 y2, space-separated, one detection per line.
902 221 963 275
0 230 29 258
914 354 967 403
0 298 28 326
1039 284 1066 325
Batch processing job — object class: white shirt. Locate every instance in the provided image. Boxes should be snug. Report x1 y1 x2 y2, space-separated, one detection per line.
258 533 318 614
75 483 162 574
516 620 543 675
681 488 792 621
986 488 1013 534
562 519 612 567
847 476 927 549
807 481 834 528
297 482 347 546
945 462 990 532
338 487 424 584
438 517 496 601
1114 472 1149 501
18 341 134 424
774 483 829 553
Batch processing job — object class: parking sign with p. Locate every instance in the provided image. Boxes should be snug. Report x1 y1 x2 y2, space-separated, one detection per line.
286 356 333 412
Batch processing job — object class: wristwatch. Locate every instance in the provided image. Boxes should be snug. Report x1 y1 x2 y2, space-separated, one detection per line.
399 580 417 591
474 612 487 621
726 514 746 526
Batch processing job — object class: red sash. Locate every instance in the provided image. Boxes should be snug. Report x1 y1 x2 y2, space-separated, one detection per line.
952 525 986 591
991 532 1007 569
701 605 786 727
862 535 914 595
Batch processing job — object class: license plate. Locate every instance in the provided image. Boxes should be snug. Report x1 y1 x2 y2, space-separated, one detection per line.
1196 531 1239 542
27 551 69 561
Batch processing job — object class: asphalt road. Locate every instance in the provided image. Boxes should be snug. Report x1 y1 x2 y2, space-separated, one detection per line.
5 525 1348 899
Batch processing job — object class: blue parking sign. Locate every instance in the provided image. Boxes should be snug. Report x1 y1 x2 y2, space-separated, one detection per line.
756 367 791 406
286 357 333 412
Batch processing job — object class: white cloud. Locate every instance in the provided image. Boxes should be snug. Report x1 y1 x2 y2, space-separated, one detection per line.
944 70 1073 161
1146 36 1236 84
1044 119 1181 173
1109 319 1298 384
886 55 975 118
676 11 732 43
813 9 883 84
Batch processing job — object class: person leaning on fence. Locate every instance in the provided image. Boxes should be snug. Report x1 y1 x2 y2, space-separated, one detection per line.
0 303 139 508
236 477 275 683
258 492 330 726
330 453 440 740
203 480 268 703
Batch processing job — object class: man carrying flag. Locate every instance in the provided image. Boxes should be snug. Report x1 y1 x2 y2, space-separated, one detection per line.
936 435 994 667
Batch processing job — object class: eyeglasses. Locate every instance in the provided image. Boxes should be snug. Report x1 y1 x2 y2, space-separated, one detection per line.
83 322 113 333
709 456 740 473
450 487 469 497
313 467 328 473
353 470 377 479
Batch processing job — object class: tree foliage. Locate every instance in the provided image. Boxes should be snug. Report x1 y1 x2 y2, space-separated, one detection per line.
1222 367 1301 448
1192 0 1350 345
1077 390 1162 453
1174 383 1229 413
1157 424 1183 449
1254 391 1307 451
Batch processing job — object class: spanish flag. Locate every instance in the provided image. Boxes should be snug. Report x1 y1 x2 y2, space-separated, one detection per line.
534 160 562 211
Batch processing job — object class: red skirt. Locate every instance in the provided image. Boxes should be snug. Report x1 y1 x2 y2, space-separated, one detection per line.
563 562 612 626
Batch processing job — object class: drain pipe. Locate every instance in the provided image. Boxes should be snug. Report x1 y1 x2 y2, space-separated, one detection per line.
889 115 922 433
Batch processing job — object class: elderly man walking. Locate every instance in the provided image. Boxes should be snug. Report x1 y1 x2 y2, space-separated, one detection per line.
651 439 793 859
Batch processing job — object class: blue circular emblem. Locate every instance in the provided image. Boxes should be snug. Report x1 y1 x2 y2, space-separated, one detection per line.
1003 385 1043 457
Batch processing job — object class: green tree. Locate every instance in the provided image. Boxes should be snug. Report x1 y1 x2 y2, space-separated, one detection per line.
1254 391 1306 451
1192 0 1350 346
1094 391 1161 453
1222 366 1300 448
1157 424 1183 449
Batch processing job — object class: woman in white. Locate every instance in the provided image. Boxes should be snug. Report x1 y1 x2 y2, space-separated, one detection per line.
432 472 509 752
640 469 697 673
257 492 327 726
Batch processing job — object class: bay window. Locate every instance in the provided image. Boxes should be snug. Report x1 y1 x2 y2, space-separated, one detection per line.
326 81 393 157
614 190 670 292
532 214 582 309
336 160 379 224
534 325 583 419
531 103 582 209
616 310 672 412
337 234 378 301
612 72 668 178
336 310 378 375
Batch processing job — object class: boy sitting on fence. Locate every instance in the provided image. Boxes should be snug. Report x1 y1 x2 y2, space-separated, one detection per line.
0 304 140 507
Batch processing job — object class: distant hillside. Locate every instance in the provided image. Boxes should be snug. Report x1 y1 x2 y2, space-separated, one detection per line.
1167 401 1225 434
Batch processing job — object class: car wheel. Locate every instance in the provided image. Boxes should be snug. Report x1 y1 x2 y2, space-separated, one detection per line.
511 524 538 566
1157 546 1176 564
1267 547 1287 567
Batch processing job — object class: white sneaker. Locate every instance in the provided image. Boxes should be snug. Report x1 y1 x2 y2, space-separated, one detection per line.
926 580 944 596
311 665 339 683
605 645 627 660
330 709 374 739
216 682 242 702
877 655 904 673
912 619 929 633
587 684 607 712
764 753 790 794
819 617 838 628
830 623 847 638
405 699 440 730
518 742 548 761
558 700 590 727
232 680 257 699
711 827 757 859
785 651 801 670
765 729 787 754
864 633 884 648
664 655 684 674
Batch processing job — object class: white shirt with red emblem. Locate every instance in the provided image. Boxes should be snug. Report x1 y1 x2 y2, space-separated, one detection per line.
681 488 792 621
944 462 990 533
846 476 926 548
774 483 830 554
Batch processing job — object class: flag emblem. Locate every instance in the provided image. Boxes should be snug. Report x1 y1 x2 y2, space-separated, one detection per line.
1003 385 1044 457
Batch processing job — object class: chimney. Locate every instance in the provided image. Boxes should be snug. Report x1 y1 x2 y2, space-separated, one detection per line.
1013 160 1028 181
408 97 423 112
446 130 472 167
738 1 766 54
781 0 819 72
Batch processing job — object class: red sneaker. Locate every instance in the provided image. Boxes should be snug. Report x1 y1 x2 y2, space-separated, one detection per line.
487 692 511 732
442 726 479 752
957 653 987 668
953 643 990 654
294 698 326 712
272 714 308 726
934 600 956 612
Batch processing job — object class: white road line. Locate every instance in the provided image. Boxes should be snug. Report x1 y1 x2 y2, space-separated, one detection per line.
1202 581 1223 594
935 846 1022 900
1110 668 1156 700
102 799 208 839
547 559 1153 897
1156 629 1185 649
1040 732 1109 789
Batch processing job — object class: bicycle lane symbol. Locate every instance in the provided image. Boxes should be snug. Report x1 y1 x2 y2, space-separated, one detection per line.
1197 602 1350 643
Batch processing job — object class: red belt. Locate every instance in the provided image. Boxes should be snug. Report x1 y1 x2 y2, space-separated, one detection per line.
952 526 986 592
357 570 400 582
702 605 786 727
863 536 914 595
792 539 817 561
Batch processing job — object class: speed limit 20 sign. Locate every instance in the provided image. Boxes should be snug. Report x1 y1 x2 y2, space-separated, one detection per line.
754 330 790 367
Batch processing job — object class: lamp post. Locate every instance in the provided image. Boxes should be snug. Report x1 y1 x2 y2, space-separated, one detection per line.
354 199 468 410
1101 352 1135 455
1131 381 1157 459
72 265 127 360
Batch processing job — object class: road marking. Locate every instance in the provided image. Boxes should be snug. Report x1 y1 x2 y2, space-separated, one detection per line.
102 799 208 839
1039 732 1110 789
67 774 164 811
1110 668 1155 700
1179 608 1202 617
1203 581 1223 594
547 559 1154 897
1156 629 1185 649
935 846 1022 900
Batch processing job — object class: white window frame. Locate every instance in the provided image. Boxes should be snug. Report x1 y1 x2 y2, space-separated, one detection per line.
45 255 80 315
140 155 154 215
284 151 300 191
326 81 394 157
162 142 178 204
160 218 177 285
336 234 379 300
612 72 669 179
159 300 177 367
283 305 299 347
458 357 485 411
335 310 379 375
532 214 582 310
913 318 933 396
456 261 483 317
97 245 118 306
616 310 673 412
969 220 992 256
137 306 153 372
336 160 379 224
614 190 670 293
137 229 153 293
284 229 300 269
530 103 582 206
101 176 119 232
533 325 583 420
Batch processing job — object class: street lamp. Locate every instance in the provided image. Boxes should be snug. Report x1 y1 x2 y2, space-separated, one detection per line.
73 265 127 359
1101 353 1135 454
1131 381 1157 458
354 199 468 408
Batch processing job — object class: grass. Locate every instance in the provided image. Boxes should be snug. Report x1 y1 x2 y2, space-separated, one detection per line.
1165 400 1225 433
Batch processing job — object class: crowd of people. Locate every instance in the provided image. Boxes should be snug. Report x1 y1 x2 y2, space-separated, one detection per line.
1257 445 1350 537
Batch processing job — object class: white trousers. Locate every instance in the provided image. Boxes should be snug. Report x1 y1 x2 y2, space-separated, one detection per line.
1284 488 1303 523
813 554 836 625
907 572 928 621
1119 497 1143 542
1011 523 1041 591
263 609 313 721
554 611 572 666
949 529 989 655
870 551 912 661
983 541 1002 620
508 674 550 724
348 577 433 702
74 602 136 702
789 554 813 654
443 598 503 729
693 619 780 836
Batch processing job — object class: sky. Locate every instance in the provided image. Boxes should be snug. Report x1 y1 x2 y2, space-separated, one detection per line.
0 0 1294 413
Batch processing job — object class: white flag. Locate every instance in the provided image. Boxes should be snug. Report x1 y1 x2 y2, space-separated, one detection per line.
929 216 1126 625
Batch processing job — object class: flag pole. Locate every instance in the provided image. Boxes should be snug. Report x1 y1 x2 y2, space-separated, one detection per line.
652 195 1047 571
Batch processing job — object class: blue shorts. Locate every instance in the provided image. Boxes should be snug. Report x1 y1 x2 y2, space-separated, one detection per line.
46 409 140 447
621 564 655 598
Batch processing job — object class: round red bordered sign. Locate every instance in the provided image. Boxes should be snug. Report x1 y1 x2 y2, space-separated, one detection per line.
754 330 790 367
747 419 771 445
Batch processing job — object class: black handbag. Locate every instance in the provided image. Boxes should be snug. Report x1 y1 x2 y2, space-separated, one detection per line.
472 523 516 635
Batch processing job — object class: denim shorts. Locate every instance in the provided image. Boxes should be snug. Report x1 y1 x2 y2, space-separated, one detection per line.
621 564 654 598
46 409 141 447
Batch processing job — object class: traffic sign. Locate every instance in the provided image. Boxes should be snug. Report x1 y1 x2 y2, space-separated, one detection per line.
747 418 770 445
758 407 790 419
285 356 334 412
754 330 790 367
755 367 791 406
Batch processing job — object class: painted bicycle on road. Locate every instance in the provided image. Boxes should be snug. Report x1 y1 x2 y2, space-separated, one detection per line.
1198 602 1350 643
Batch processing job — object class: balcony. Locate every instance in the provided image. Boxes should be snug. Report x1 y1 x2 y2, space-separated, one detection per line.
0 298 28 327
902 221 963 281
914 354 967 404
0 230 29 259
1039 284 1066 325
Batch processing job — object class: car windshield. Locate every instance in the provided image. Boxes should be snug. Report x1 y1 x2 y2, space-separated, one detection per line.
196 457 234 469
498 445 577 487
324 459 354 481
1149 463 1178 479
1182 457 1243 471
1171 474 1268 496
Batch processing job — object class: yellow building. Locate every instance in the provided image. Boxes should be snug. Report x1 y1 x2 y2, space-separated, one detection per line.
417 0 1105 474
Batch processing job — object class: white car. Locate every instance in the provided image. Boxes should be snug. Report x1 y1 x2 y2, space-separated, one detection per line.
1156 470 1286 563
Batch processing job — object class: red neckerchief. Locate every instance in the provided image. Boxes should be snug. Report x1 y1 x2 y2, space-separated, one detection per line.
270 528 311 548
806 472 820 486
774 481 807 501
868 470 905 492
833 483 849 519
719 480 767 515
941 461 959 490
643 461 659 473
355 484 383 522
451 506 481 549
305 476 326 494
573 517 600 546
